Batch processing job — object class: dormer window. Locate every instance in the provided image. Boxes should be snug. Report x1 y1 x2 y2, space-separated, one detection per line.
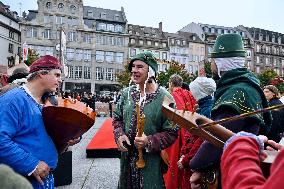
46 2 52 10
58 3 64 11
100 12 106 19
70 5 76 13
87 10 93 17
114 14 120 21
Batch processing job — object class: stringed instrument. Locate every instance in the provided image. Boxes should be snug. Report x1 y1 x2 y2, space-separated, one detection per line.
162 96 279 171
43 96 96 154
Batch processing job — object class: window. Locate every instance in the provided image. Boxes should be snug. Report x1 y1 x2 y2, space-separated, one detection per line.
58 3 64 11
44 15 50 23
9 31 14 39
130 49 136 57
67 48 75 60
83 50 91 61
84 67 91 79
107 24 115 32
256 66 260 73
162 52 167 60
7 57 15 68
26 27 37 38
256 56 260 63
176 40 181 45
97 23 107 31
70 5 76 13
139 40 143 45
45 47 53 55
162 43 167 48
43 29 52 39
105 51 114 62
83 34 92 43
116 37 123 46
155 42 159 47
67 65 73 78
116 52 124 63
8 43 13 53
114 14 120 21
46 2 51 10
74 66 82 79
147 41 152 46
256 44 260 52
68 17 78 26
106 36 114 45
100 12 106 19
246 50 251 58
76 49 83 61
96 67 104 80
130 39 136 44
96 35 106 45
68 31 77 41
154 51 159 59
162 64 167 71
56 16 65 24
87 11 93 17
115 25 123 33
106 68 114 81
96 51 104 62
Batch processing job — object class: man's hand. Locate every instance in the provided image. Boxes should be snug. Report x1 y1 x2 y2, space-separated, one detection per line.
32 161 50 185
117 135 131 152
190 171 204 189
177 155 185 170
134 133 148 148
266 139 283 151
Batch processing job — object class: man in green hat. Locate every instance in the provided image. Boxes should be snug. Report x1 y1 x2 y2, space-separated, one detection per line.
112 51 178 188
189 34 272 189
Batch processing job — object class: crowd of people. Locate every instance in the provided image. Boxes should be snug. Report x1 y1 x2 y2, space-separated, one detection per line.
1 33 284 189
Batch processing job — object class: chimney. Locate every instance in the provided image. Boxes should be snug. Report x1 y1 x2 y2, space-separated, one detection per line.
159 22 163 31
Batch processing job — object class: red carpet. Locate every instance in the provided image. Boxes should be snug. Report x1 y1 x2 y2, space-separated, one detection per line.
86 118 120 158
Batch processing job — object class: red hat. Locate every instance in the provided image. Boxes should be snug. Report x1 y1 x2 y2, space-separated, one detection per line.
29 55 61 73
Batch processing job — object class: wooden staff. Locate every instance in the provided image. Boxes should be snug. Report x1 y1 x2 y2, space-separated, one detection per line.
136 102 145 168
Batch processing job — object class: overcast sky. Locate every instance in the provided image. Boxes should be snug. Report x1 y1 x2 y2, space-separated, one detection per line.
2 0 284 34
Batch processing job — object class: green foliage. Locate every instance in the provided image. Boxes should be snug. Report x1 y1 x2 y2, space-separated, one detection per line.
157 62 196 87
257 69 278 88
115 63 131 89
24 49 40 66
204 61 212 78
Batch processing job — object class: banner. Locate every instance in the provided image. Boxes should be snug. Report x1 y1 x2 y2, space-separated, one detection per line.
22 42 28 61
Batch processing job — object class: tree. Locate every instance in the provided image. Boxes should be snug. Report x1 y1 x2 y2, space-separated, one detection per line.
157 61 196 87
24 49 40 66
115 62 131 89
204 61 212 78
257 69 278 88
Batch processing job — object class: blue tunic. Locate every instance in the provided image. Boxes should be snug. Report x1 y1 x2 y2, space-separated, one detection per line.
0 87 58 188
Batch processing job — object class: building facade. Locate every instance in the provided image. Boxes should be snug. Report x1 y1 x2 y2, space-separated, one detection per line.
127 22 170 72
245 27 284 75
21 0 128 93
0 2 21 73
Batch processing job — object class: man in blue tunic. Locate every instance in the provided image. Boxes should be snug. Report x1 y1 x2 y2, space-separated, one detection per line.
0 55 78 189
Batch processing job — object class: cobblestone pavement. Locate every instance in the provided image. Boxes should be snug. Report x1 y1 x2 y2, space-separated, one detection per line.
56 117 120 189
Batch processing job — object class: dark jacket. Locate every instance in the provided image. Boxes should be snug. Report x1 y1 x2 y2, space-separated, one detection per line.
267 98 284 142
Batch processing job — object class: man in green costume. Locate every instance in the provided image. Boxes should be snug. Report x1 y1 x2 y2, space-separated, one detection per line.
189 34 272 189
113 51 178 189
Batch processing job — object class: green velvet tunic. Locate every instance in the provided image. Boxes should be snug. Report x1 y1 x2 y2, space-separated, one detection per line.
113 85 178 189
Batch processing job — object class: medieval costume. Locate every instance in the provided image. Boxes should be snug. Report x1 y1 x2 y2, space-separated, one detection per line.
189 34 272 189
0 86 58 188
113 51 178 189
163 86 196 189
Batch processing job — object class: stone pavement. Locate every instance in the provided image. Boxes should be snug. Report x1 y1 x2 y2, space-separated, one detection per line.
56 117 120 189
